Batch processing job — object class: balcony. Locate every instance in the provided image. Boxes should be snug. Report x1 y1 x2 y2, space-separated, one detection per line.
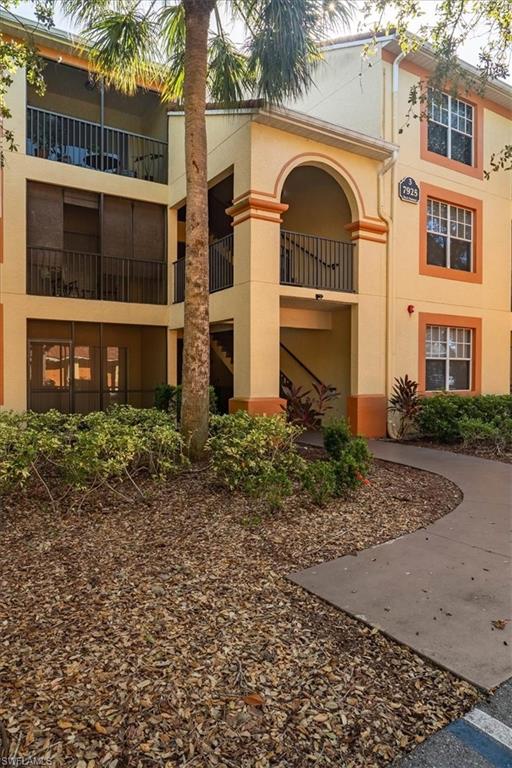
280 230 356 293
26 106 168 184
27 247 167 305
173 234 234 303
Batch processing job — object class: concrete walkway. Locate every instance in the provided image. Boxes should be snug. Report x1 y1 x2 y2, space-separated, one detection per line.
290 440 512 690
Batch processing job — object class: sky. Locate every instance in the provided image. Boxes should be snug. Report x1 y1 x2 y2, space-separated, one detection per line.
12 0 512 84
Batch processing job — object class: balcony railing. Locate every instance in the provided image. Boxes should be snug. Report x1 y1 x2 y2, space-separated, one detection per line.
27 247 167 305
173 234 234 303
26 106 168 184
280 230 355 293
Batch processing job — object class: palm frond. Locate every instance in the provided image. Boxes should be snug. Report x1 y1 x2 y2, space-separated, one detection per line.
207 33 254 104
60 1 162 94
158 3 186 102
243 0 353 103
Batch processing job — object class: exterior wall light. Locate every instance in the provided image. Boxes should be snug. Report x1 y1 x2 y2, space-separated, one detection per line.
407 304 415 315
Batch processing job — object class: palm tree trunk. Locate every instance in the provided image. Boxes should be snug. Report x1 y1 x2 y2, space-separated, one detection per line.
181 0 214 459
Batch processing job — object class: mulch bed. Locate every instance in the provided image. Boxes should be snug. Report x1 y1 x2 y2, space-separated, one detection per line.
405 439 512 464
0 459 477 768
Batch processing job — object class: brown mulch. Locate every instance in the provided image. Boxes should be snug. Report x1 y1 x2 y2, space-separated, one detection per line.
0 460 476 768
405 438 512 464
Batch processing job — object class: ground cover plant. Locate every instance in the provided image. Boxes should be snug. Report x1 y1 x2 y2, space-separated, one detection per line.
0 437 474 767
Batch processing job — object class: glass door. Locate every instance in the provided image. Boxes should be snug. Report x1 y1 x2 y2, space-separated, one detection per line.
28 341 72 412
103 346 128 407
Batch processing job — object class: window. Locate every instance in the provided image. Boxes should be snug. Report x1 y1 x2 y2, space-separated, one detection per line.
428 90 473 166
427 198 473 272
425 325 473 391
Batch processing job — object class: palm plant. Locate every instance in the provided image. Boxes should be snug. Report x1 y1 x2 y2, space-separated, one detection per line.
58 0 353 458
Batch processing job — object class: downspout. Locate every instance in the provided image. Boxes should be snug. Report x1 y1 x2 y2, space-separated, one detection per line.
378 50 405 435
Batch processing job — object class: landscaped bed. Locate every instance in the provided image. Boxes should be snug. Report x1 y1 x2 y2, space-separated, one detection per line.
0 456 476 768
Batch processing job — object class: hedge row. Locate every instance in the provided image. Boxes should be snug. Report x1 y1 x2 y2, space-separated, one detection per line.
417 394 512 443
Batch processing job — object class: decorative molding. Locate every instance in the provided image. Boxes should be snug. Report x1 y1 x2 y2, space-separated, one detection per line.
345 219 388 243
226 195 289 225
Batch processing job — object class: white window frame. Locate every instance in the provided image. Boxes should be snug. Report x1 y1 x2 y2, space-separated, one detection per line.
426 198 474 271
425 325 473 391
428 89 474 166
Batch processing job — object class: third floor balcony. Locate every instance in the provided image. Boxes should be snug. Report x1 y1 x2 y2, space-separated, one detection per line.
26 59 168 184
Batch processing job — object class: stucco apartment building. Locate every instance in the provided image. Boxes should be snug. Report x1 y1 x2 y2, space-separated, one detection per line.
0 16 511 435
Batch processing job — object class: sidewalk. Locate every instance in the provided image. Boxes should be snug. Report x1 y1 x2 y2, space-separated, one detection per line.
290 439 512 690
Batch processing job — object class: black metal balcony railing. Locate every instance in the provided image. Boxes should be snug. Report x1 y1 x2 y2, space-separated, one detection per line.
27 247 167 305
26 106 168 184
280 230 355 293
173 234 234 303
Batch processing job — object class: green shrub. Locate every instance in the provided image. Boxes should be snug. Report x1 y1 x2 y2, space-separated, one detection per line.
332 437 372 495
417 394 512 443
323 418 352 460
459 415 512 452
154 383 218 419
322 419 372 496
207 411 305 508
0 407 186 503
302 460 338 506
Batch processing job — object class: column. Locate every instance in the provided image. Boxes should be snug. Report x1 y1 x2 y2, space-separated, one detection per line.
345 222 388 437
226 193 288 415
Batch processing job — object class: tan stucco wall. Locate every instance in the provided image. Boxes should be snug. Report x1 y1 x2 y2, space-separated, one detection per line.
384 61 512 393
280 307 351 419
287 43 384 138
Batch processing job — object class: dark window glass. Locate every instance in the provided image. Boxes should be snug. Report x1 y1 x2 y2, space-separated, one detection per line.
426 359 446 390
449 360 470 390
428 121 448 157
451 131 472 165
427 233 448 267
450 239 471 271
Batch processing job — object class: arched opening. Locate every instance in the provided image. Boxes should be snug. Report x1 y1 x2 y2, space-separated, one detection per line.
278 165 356 423
281 165 353 240
279 165 355 293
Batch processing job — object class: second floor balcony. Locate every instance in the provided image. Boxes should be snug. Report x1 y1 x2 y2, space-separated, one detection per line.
171 230 355 302
27 181 167 305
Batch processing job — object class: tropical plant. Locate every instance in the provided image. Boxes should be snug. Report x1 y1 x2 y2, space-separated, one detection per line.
388 374 422 440
53 0 353 459
282 381 340 429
